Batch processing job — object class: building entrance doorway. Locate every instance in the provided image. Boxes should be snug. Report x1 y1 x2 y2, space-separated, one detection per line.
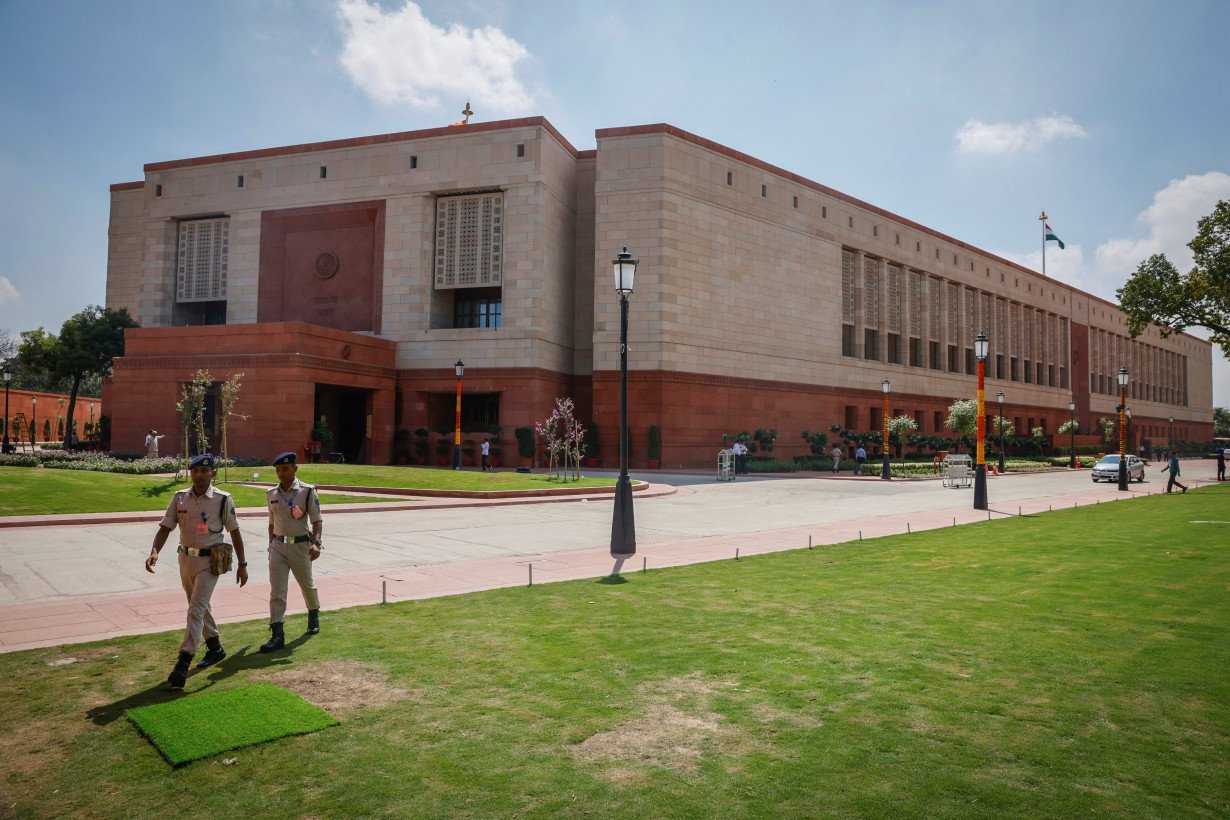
314 385 370 464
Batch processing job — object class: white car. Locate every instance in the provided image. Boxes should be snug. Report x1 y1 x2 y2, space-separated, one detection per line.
1091 454 1145 482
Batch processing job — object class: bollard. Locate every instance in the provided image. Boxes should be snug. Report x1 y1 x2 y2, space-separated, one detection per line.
382 580 387 605
859 531 863 541
735 548 740 561
987 510 991 521
907 522 911 534
529 563 533 587
953 517 956 527
642 557 647 573
1049 504 1053 512
1018 506 1022 516
808 535 812 549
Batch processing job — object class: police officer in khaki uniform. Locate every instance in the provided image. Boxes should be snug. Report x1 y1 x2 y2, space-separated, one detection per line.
145 453 248 688
260 451 323 652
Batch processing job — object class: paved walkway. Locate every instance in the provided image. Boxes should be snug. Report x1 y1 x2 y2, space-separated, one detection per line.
0 463 1220 653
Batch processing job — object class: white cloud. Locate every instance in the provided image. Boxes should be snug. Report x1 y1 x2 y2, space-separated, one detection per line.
336 0 533 114
0 276 20 304
1094 171 1230 279
955 114 1087 155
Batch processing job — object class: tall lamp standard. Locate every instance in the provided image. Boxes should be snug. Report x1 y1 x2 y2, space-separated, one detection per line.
1168 416 1174 452
452 360 464 470
611 248 638 558
973 331 989 511
880 379 891 480
997 391 1006 474
2 371 11 453
1117 367 1129 491
30 396 37 451
1126 408 1133 460
1068 399 1076 469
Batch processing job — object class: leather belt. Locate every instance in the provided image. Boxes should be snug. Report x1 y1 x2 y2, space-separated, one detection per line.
273 535 312 543
179 546 212 557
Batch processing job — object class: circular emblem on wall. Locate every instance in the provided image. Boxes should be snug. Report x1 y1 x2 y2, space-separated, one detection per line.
341 344 352 360
314 251 340 279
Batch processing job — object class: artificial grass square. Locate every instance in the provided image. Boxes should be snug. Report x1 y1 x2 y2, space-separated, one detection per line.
126 683 338 766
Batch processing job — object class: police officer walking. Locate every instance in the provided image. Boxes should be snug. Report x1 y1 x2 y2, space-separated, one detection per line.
145 453 248 688
260 451 324 652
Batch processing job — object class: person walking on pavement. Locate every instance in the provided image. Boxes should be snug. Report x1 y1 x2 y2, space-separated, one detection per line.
854 445 867 474
1216 447 1225 481
481 438 491 471
1160 450 1188 494
144 454 247 688
831 444 842 474
261 451 324 652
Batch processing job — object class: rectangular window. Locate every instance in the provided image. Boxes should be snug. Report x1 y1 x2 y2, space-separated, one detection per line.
516 143 525 158
155 184 162 197
410 155 418 169
1011 357 1020 381
930 341 941 370
848 216 854 228
319 166 327 179
965 349 975 375
909 338 921 367
761 184 767 197
452 287 503 329
727 171 733 186
792 195 798 208
1039 363 1047 385
914 410 924 431
822 206 827 218
237 175 244 188
841 324 855 357
176 217 229 303
933 411 944 432
1060 367 1068 389
1025 360 1033 383
948 345 959 372
845 406 859 430
887 333 901 365
870 407 883 433
434 192 504 289
996 354 1004 380
864 329 879 361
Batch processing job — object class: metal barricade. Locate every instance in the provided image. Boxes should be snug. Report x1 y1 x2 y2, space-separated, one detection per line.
942 454 973 488
717 449 736 481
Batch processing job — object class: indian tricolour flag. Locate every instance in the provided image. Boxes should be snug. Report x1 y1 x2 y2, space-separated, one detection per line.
1044 224 1065 249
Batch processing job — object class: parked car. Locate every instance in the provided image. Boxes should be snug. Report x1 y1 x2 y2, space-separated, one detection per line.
1091 454 1145 482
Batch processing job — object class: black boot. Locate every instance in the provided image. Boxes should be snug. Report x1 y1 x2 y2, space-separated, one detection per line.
167 651 193 689
196 636 226 669
307 609 320 635
259 622 285 653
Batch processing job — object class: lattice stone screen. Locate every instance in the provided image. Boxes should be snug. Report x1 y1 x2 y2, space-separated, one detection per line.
841 250 856 323
434 192 504 289
887 264 902 333
863 256 881 328
176 218 229 302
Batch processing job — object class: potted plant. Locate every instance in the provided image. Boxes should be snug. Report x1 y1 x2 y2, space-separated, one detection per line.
413 428 429 464
462 439 476 466
393 428 412 464
311 418 333 458
515 427 536 468
434 437 452 466
585 421 602 467
489 446 503 468
647 424 661 469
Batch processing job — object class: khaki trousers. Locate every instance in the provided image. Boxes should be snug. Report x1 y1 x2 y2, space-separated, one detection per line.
178 552 219 655
268 540 320 623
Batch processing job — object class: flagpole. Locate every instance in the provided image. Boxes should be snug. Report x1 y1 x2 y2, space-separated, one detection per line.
1039 210 1048 278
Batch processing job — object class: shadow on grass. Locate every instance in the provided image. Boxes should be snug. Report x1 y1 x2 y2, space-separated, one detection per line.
85 634 314 725
596 574 629 585
138 478 180 498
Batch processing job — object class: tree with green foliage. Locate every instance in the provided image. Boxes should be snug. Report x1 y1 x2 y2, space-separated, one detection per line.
886 415 917 459
16 306 138 450
944 399 977 453
1057 419 1079 436
1097 417 1116 445
1117 199 1230 357
1214 407 1229 438
800 429 829 456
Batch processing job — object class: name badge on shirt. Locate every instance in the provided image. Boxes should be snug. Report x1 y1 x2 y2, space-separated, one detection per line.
292 506 304 519
195 523 209 534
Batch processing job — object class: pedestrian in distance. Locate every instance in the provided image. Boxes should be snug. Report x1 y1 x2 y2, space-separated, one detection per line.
1216 447 1225 481
481 438 491 471
1160 450 1188 494
261 451 324 652
144 453 247 688
854 445 867 474
144 429 164 459
831 444 842 474
732 439 748 475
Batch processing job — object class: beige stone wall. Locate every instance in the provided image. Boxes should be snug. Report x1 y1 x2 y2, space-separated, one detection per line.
104 187 144 318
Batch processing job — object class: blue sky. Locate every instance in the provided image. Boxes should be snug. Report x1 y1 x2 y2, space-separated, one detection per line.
1 0 1227 405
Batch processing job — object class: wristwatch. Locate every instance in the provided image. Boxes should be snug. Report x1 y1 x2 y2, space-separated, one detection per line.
312 538 323 549
238 562 248 568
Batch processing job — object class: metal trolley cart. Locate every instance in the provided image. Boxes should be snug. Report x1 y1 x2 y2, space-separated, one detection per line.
717 448 736 481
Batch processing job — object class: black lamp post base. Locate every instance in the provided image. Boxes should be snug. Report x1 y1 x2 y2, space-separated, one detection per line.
1118 463 1128 491
611 477 636 557
880 456 890 480
973 465 988 510
453 446 462 470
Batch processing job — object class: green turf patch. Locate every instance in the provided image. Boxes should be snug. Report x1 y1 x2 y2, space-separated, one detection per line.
126 683 338 766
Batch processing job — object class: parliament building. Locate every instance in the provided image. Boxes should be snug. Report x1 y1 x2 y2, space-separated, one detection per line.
104 116 1213 466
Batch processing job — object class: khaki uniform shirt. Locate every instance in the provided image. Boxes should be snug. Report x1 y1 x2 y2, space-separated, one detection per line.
159 485 239 548
267 478 323 537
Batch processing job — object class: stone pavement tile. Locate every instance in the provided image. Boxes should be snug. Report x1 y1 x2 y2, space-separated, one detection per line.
0 609 112 634
0 600 95 620
0 619 121 646
131 600 190 617
92 603 153 629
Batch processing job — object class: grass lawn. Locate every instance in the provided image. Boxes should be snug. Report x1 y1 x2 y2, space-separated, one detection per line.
290 463 616 492
1 486 1226 816
0 467 396 516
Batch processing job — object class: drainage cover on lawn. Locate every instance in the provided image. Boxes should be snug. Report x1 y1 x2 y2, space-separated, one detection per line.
126 683 338 766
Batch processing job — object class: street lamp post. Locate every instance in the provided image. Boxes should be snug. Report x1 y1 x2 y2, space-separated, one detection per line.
30 396 37 451
1068 399 1076 469
2 371 10 453
997 391 1006 474
1126 408 1132 460
611 248 638 558
881 379 891 480
1117 367 1129 491
973 331 989 511
1168 416 1174 452
452 359 464 470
